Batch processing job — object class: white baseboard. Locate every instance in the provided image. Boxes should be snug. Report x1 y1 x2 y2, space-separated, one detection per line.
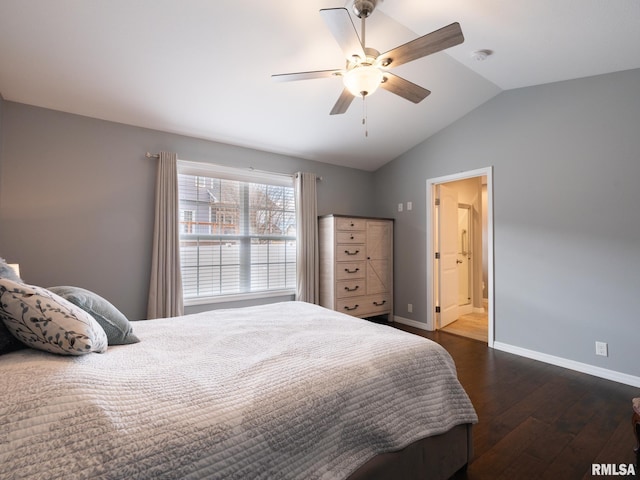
392 318 640 388
393 315 432 331
493 341 640 388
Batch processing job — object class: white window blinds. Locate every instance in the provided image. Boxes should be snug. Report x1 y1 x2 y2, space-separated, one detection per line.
177 161 296 303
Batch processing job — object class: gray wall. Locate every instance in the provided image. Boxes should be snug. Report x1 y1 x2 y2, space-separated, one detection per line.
0 93 4 196
374 68 640 378
0 101 376 320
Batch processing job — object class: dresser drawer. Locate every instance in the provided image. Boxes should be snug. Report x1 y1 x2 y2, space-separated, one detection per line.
337 294 391 317
336 279 365 298
336 246 365 262
335 262 365 280
362 294 392 315
337 298 368 316
336 217 366 231
336 231 366 244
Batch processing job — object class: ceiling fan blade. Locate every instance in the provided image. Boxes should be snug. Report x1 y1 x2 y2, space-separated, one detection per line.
380 72 431 104
330 88 356 115
320 8 366 62
377 22 464 69
272 69 343 82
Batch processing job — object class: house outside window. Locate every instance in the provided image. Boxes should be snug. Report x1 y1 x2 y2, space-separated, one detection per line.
178 161 296 304
180 210 195 234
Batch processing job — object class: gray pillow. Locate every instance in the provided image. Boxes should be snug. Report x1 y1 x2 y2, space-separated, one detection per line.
0 320 26 355
48 286 140 345
0 257 22 283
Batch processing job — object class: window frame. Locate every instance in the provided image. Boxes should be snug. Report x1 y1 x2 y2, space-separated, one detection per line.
177 160 296 306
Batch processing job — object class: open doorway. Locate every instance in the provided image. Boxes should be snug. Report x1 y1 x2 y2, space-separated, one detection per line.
426 167 494 346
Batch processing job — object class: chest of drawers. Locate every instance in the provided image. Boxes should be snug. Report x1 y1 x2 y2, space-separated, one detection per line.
319 215 393 320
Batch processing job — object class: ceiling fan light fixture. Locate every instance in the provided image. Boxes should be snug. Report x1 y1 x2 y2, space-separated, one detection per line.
343 65 383 97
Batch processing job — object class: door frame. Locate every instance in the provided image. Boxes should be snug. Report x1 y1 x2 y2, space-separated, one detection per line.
426 166 494 347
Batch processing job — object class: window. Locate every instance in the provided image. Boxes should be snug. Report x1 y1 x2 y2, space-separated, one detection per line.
180 210 195 234
178 161 296 304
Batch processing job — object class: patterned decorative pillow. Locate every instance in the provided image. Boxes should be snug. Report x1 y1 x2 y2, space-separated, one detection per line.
0 278 107 355
48 286 140 345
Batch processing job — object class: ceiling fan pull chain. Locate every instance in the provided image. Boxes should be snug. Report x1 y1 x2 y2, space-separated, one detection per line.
362 94 369 137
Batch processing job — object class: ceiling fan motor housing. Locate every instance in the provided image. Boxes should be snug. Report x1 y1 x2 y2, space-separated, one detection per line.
352 0 378 18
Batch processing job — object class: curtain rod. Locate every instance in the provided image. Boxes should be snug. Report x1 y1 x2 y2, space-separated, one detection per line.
248 167 322 181
145 152 322 181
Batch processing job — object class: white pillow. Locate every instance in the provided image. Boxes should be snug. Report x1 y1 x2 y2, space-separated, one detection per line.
0 278 107 355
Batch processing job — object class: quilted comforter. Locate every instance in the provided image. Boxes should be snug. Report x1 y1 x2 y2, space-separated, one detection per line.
0 301 477 479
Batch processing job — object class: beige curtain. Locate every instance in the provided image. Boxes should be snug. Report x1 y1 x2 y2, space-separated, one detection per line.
294 172 319 303
147 152 184 319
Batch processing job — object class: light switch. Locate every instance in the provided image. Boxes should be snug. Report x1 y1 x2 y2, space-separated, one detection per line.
407 201 412 211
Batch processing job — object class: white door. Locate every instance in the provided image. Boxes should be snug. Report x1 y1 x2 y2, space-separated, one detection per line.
437 184 459 328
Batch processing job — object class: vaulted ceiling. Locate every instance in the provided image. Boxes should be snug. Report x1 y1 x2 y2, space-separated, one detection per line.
1 1 638 170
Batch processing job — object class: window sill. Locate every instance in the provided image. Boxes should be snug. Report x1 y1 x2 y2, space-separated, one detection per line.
184 289 296 307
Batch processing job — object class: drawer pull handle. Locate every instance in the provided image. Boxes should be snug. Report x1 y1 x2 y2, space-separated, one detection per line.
344 268 360 274
344 285 359 292
373 300 387 306
350 222 355 227
350 235 354 240
344 304 359 311
344 249 360 255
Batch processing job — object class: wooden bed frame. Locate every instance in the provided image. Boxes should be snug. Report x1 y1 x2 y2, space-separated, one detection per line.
347 423 473 480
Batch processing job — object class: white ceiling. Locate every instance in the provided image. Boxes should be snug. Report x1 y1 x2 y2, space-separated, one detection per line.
0 1 639 171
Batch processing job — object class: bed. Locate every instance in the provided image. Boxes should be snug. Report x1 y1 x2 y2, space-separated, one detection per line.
0 300 477 479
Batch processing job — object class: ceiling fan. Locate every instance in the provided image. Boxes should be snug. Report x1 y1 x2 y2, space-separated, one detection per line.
272 0 464 115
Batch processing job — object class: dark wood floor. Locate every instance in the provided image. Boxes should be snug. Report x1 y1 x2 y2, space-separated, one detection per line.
393 324 640 479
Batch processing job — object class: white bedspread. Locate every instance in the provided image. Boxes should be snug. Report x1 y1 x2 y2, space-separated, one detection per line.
0 301 477 480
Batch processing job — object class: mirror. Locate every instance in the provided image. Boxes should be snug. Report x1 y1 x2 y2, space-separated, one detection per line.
458 204 472 306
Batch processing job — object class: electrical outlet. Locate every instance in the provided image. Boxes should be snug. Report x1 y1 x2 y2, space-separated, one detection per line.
407 201 412 211
595 341 608 357
397 203 403 212
408 303 413 313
